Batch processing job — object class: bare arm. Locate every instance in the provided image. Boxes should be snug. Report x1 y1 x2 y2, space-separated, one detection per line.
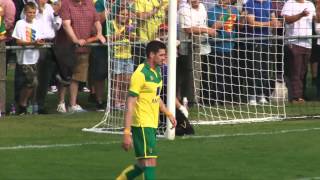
122 96 137 151
136 1 167 20
62 19 84 45
184 27 217 36
284 9 309 24
247 12 281 28
16 39 45 46
136 8 159 20
237 11 247 30
124 96 137 130
247 14 271 27
98 8 109 23
159 99 177 128
94 21 106 43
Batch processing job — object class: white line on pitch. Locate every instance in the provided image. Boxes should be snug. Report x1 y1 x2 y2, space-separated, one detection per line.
180 127 320 139
0 141 120 151
1 127 320 150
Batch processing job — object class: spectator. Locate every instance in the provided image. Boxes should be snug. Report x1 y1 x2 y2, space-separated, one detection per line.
178 0 216 105
106 6 136 110
58 0 106 113
244 0 281 105
281 0 318 104
88 0 109 111
33 0 62 114
208 0 241 104
135 0 168 41
133 0 168 65
271 0 285 81
11 2 45 114
0 0 16 36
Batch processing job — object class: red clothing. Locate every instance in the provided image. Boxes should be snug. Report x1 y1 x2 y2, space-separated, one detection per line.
0 0 16 34
60 0 99 53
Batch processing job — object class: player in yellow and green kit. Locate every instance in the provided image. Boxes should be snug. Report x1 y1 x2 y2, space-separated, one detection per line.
116 41 177 180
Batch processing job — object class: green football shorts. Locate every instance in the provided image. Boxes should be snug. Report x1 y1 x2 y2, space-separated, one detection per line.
131 127 158 159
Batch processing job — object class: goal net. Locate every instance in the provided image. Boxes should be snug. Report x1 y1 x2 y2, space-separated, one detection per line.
83 0 320 136
83 0 172 135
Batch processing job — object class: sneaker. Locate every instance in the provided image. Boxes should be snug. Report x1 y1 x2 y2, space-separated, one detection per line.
47 90 54 95
248 96 257 106
249 99 258 106
96 102 105 112
258 97 268 104
291 98 305 104
17 105 27 115
50 86 58 93
68 104 87 113
57 103 67 113
82 87 90 93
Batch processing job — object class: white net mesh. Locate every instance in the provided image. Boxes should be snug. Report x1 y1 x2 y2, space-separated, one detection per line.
84 0 169 134
84 0 320 134
177 0 286 124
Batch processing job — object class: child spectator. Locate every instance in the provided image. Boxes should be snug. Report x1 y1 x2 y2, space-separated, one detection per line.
11 2 44 114
106 6 136 109
0 4 6 40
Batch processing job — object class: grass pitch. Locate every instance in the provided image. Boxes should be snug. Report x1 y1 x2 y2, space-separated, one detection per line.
1 65 320 179
1 114 320 179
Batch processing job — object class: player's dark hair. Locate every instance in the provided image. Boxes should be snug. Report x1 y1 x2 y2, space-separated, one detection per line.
146 40 166 58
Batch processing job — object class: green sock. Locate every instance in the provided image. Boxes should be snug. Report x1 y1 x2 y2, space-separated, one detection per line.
125 164 143 180
143 166 156 180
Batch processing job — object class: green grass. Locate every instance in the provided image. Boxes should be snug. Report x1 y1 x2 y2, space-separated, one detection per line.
1 65 320 179
1 116 320 179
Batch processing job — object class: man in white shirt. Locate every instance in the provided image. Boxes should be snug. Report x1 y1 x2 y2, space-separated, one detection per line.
178 0 216 105
281 0 319 104
32 0 62 114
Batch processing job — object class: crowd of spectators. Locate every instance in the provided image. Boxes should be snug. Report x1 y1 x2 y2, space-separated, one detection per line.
1 0 320 116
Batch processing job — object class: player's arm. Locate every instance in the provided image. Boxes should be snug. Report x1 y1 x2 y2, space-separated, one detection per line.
159 99 177 128
122 95 137 151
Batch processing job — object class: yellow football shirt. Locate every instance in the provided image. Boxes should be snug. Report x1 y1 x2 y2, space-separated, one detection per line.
128 63 163 128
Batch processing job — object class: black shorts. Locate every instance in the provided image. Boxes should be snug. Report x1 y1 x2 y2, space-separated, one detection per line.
89 46 108 81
